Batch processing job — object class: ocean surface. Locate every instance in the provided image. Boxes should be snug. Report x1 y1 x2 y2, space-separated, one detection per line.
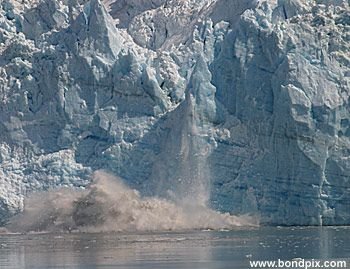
0 227 349 269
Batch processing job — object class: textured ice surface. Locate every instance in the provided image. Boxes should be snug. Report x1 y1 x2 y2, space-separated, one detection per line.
0 0 349 225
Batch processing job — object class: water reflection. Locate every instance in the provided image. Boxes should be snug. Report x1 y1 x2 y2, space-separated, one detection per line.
0 227 349 269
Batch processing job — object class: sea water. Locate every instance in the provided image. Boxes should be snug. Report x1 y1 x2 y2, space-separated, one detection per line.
0 227 349 269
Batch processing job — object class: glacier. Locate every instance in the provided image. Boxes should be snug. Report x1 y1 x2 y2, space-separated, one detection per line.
0 0 349 226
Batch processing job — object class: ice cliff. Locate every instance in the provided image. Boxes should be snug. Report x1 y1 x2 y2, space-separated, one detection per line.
0 0 349 225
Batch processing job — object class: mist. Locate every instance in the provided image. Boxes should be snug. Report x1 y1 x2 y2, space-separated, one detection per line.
7 171 257 233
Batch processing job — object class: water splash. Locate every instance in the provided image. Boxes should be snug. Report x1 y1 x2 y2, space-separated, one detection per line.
7 171 257 233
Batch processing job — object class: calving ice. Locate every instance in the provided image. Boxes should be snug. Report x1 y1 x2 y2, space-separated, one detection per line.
7 171 256 232
0 0 349 227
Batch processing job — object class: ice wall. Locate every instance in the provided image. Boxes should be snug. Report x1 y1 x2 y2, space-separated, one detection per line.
0 0 349 225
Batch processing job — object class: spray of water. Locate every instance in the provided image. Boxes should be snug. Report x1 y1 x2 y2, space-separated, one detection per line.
7 171 257 233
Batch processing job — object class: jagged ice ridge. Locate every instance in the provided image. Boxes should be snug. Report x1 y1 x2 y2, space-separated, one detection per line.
0 0 349 226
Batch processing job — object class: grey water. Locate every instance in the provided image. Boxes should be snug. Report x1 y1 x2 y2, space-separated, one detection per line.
0 227 349 269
